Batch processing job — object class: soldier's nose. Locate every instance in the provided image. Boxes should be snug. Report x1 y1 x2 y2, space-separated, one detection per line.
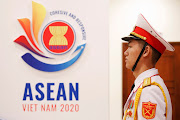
124 49 128 56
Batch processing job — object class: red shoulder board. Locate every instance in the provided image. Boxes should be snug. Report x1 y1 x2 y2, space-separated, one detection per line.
142 101 157 119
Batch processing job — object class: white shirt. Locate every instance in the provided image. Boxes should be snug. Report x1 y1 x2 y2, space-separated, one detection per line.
123 68 172 120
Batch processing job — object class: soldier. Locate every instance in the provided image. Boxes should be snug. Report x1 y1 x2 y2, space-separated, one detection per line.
122 14 174 120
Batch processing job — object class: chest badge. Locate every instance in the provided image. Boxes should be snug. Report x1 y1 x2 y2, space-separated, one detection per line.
126 110 133 117
128 100 134 109
142 101 157 119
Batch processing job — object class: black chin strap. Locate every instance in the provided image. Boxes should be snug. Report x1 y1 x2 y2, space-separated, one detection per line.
132 42 148 72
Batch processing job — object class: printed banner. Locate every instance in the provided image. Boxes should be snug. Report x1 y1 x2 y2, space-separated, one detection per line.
0 0 108 120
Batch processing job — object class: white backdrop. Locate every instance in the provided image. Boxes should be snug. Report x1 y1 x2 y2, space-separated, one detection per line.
0 0 109 120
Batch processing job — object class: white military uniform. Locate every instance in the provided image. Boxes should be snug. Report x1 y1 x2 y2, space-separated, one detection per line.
123 68 172 120
122 14 174 120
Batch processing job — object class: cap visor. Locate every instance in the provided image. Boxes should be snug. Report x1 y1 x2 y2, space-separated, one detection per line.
121 35 141 41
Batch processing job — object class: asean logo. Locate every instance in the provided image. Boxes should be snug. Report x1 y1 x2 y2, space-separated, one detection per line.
42 21 75 55
14 1 86 72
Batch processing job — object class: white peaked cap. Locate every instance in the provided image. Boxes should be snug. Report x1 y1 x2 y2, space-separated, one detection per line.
122 14 175 54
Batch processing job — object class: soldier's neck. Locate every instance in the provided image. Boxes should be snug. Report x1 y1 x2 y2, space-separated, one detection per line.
133 64 154 79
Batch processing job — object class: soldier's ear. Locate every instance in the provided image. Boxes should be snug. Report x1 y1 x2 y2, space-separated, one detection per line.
143 45 151 57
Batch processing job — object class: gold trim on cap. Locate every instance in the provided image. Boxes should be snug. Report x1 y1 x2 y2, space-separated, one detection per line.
130 32 147 40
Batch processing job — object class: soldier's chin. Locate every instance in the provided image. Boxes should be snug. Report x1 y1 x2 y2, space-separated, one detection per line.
125 63 132 70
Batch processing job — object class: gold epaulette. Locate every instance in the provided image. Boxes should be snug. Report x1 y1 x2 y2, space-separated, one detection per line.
142 77 151 88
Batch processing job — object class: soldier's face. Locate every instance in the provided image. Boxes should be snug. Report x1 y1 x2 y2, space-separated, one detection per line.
124 40 142 70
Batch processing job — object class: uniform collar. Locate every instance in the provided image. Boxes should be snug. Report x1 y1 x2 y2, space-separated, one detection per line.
133 68 158 92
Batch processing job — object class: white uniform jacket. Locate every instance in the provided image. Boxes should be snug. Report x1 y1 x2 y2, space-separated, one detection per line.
123 68 172 120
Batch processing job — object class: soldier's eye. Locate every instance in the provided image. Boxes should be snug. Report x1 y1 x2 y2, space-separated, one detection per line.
128 45 132 48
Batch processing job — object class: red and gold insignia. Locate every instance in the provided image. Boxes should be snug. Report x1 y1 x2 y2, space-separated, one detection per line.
128 100 134 109
126 110 133 117
142 101 157 119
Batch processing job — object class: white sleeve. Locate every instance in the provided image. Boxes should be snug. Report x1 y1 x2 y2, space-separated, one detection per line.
137 85 166 120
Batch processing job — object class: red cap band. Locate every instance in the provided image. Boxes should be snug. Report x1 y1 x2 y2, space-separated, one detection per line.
132 26 166 54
